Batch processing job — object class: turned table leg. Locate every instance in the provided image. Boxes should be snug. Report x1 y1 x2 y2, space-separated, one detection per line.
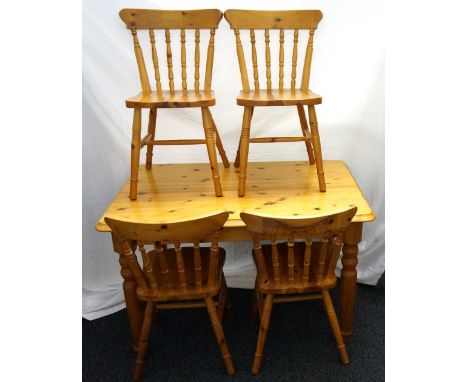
112 232 144 351
340 222 363 342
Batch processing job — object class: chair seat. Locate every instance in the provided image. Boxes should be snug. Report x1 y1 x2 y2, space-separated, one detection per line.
236 89 322 106
137 246 226 301
254 242 336 294
125 90 216 108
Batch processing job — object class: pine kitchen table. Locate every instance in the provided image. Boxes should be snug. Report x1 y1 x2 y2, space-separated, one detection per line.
96 160 375 349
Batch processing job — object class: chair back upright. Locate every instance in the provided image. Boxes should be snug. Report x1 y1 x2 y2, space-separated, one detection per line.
105 211 229 295
240 207 357 287
119 9 224 95
224 10 323 93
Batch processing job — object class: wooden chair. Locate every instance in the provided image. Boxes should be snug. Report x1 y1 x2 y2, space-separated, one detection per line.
224 10 326 196
105 211 235 381
240 206 358 374
119 9 230 200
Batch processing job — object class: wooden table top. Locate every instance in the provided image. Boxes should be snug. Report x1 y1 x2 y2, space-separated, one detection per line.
96 160 375 233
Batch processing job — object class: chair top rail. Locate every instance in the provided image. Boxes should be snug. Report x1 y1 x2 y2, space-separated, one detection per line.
240 206 357 236
224 9 322 30
105 211 229 242
120 9 223 30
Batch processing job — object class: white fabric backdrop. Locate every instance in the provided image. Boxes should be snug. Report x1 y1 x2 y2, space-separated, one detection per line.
83 0 384 319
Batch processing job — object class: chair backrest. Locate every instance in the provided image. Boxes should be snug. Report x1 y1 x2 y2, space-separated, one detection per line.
119 9 223 95
240 206 357 286
224 10 323 93
105 211 229 294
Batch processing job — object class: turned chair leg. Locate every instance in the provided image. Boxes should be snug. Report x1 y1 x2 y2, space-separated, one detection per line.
205 297 235 375
297 105 315 165
250 279 259 320
322 290 350 364
307 105 326 192
217 276 227 322
250 295 257 320
145 107 157 170
133 302 154 381
252 293 273 374
207 109 230 169
219 274 234 320
130 108 142 200
238 106 253 197
234 107 254 168
234 136 242 168
250 282 264 320
201 107 223 197
256 284 264 318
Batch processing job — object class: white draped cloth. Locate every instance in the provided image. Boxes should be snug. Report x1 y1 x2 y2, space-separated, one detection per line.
83 0 384 319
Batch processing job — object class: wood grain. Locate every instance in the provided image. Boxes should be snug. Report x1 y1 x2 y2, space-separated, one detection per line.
241 207 355 373
120 9 228 200
120 9 223 30
236 89 321 107
125 90 216 108
96 160 375 235
105 211 235 378
224 10 322 30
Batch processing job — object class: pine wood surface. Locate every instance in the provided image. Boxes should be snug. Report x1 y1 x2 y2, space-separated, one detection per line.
105 210 235 379
236 89 322 107
241 207 355 373
96 160 374 236
224 10 323 30
125 90 216 109
224 9 325 196
120 9 223 30
120 9 228 199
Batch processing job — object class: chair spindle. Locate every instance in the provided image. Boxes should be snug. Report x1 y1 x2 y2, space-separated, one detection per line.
149 29 162 94
204 29 215 92
301 29 315 91
291 29 299 90
271 236 280 282
250 29 259 92
137 241 158 290
122 239 149 291
194 29 200 92
302 236 313 281
194 240 202 287
265 29 272 91
208 231 220 287
253 234 268 282
165 29 175 93
174 240 187 288
234 29 250 92
180 29 187 92
156 241 171 288
131 28 151 94
326 231 345 279
316 236 329 283
287 236 295 282
279 29 284 91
